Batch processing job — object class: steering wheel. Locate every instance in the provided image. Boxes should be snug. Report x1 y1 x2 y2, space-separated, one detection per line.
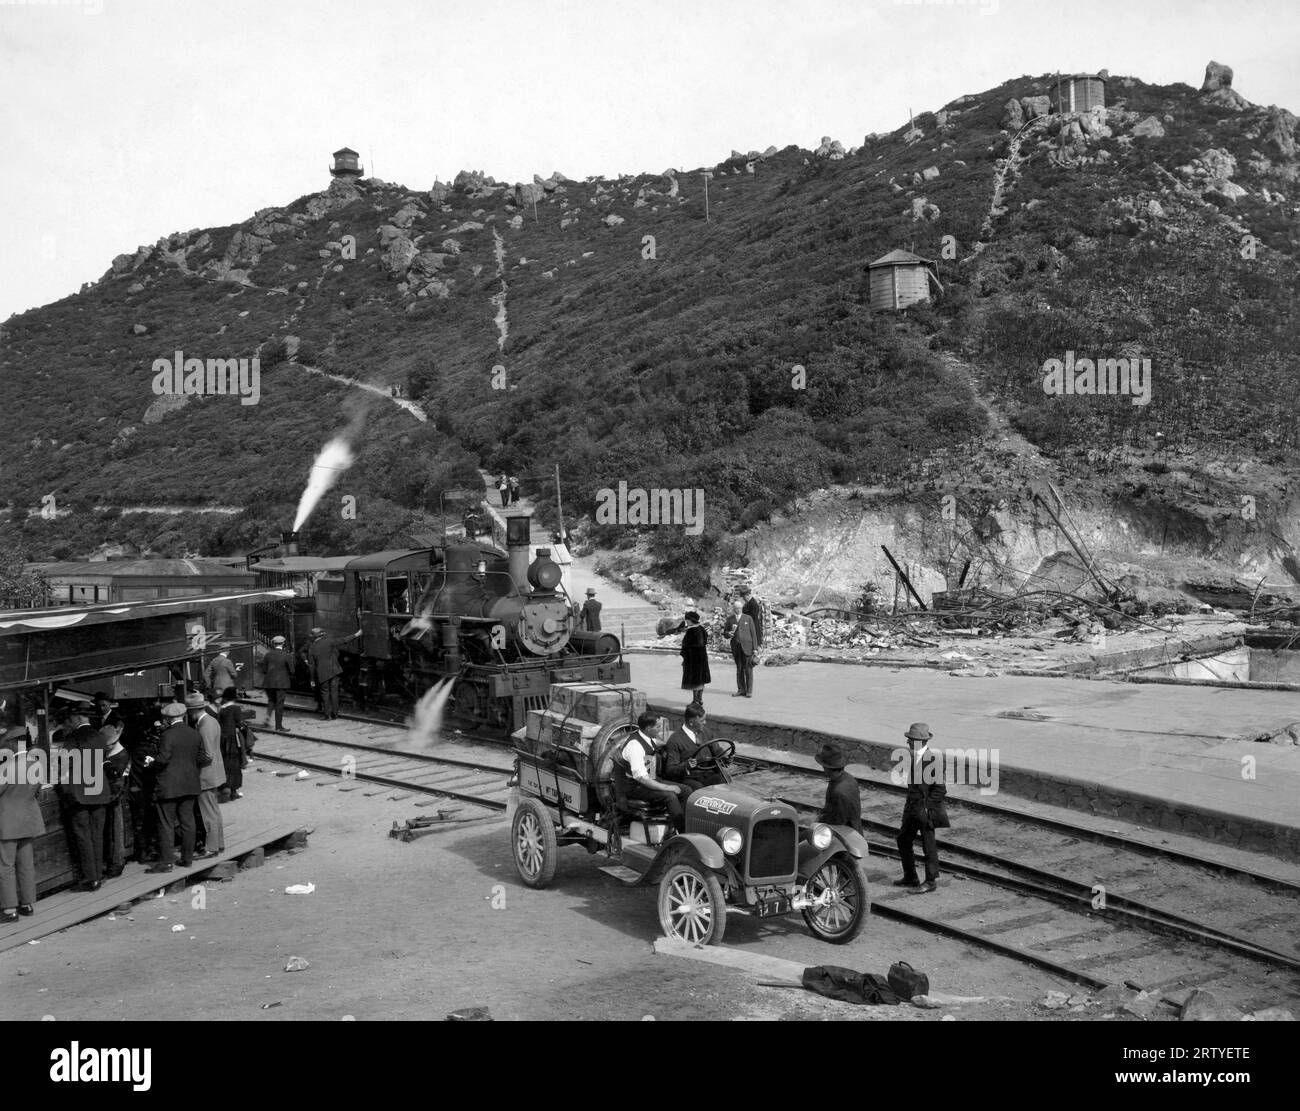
693 739 736 773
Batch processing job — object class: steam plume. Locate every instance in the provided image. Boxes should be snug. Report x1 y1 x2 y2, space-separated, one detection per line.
399 677 456 750
292 437 355 532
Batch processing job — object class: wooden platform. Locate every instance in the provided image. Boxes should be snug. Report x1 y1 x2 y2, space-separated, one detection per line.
0 822 305 955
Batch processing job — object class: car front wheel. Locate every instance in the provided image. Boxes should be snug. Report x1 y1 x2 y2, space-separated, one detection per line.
657 863 727 945
802 854 869 944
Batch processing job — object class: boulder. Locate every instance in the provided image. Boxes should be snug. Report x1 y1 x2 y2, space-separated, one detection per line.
428 180 451 205
1264 107 1298 157
1020 95 1051 120
1146 199 1165 218
921 165 940 181
408 251 447 278
1200 147 1238 181
381 235 419 277
1244 1007 1296 1021
909 197 941 221
1180 989 1243 1022
131 323 148 335
111 253 134 275
508 214 524 229
391 202 423 228
1200 60 1233 92
1210 180 1247 201
1132 115 1165 138
601 213 625 227
1000 98 1023 130
127 282 145 294
440 238 462 254
814 136 846 160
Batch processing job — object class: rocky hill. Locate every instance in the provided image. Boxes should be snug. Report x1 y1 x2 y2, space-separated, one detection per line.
1 60 1296 601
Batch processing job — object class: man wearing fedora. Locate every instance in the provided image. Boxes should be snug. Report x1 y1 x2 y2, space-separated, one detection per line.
186 692 225 858
148 702 209 872
814 742 863 835
309 626 361 720
261 635 293 731
579 587 602 632
895 723 948 893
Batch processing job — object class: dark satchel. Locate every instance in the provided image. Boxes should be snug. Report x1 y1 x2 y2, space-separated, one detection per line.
887 960 930 1000
239 721 256 762
801 965 901 1006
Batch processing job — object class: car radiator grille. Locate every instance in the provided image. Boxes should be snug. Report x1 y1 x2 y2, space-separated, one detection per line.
748 819 797 879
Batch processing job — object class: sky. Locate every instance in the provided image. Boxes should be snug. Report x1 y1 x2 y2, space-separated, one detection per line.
0 0 1296 322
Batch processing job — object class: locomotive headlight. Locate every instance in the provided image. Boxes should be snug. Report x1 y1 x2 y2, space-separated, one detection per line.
810 824 832 850
717 827 742 856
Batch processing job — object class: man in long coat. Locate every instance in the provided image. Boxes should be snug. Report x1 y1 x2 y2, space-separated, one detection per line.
0 727 45 921
895 723 949 893
260 635 293 731
309 626 361 720
186 692 225 857
148 703 209 872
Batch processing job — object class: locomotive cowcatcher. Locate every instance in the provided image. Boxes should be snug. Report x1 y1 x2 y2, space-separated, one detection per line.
250 514 629 730
509 683 870 945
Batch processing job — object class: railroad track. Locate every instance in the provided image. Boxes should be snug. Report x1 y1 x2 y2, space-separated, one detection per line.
731 758 1300 1012
242 698 1300 1012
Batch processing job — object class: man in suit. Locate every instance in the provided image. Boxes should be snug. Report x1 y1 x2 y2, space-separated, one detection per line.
185 692 225 858
661 706 725 794
309 626 361 720
613 712 685 833
100 719 132 879
895 723 949 893
725 598 758 698
204 651 239 700
147 702 209 872
579 587 602 632
815 741 862 835
738 586 764 650
57 707 112 891
261 635 293 731
0 726 45 922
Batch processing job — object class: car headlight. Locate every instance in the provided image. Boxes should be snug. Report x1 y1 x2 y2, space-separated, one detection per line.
717 826 742 856
810 824 832 850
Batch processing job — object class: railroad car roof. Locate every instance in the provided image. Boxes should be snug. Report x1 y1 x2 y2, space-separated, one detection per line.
345 549 437 572
0 589 295 636
252 556 352 573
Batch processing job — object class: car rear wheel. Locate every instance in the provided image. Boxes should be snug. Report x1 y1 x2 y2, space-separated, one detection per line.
512 797 557 888
657 863 727 945
802 854 869 944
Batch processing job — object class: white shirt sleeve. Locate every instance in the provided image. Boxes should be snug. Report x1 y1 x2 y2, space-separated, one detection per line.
623 737 650 780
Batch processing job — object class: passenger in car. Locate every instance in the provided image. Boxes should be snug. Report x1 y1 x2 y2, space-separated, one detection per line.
613 712 685 832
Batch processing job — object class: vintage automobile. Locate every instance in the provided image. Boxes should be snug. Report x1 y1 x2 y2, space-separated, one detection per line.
508 683 869 945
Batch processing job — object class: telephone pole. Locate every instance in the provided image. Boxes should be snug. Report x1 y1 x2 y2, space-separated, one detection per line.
554 463 565 542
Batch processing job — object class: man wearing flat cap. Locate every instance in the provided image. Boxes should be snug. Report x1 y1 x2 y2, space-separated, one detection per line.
148 702 209 872
814 742 862 835
260 635 293 732
895 723 948 893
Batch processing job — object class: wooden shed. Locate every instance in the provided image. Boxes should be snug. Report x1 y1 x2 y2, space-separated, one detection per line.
1059 73 1106 112
330 146 364 179
867 249 942 311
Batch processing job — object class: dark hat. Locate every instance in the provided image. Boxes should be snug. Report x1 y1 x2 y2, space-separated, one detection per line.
684 611 700 623
183 692 207 709
585 587 596 596
814 742 850 769
905 723 932 742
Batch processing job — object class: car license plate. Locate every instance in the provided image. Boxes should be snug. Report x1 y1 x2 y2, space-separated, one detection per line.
755 895 792 918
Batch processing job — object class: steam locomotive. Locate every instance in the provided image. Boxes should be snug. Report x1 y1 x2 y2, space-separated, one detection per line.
248 514 629 731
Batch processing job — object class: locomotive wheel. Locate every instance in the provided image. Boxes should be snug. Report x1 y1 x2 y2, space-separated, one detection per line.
802 853 869 944
512 798 558 889
657 863 727 946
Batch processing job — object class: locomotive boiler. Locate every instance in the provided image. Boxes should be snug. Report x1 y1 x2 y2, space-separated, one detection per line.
250 513 629 731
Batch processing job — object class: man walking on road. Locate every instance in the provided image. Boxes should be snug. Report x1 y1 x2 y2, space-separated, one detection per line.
894 723 948 893
309 626 361 720
261 635 293 731
579 587 602 632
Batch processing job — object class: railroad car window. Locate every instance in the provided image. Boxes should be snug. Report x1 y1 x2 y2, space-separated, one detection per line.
387 577 410 614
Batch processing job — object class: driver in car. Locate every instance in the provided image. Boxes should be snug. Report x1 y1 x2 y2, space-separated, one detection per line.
662 706 727 794
616 712 686 832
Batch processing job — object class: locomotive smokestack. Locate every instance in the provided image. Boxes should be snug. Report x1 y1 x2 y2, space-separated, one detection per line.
280 530 300 557
505 512 533 594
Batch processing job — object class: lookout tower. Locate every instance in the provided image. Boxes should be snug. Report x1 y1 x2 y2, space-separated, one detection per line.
330 147 364 180
866 249 942 312
1057 73 1107 113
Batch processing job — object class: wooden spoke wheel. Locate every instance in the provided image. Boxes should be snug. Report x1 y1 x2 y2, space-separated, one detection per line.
657 863 727 946
511 797 557 889
802 854 869 944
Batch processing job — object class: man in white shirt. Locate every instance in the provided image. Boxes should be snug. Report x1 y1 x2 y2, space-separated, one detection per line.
615 712 685 832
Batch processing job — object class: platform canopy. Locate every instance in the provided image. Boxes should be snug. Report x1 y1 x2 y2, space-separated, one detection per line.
0 589 293 636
